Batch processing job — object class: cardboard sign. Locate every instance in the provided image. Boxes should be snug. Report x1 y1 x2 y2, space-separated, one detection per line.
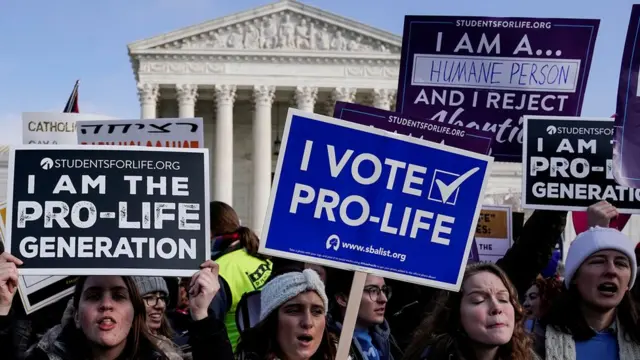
5 145 211 276
522 116 640 212
474 206 512 262
77 118 204 148
332 102 492 154
395 16 599 162
259 109 493 291
614 5 640 188
22 112 117 145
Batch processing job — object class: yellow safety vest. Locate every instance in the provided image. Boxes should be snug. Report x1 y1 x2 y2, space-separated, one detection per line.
217 249 272 350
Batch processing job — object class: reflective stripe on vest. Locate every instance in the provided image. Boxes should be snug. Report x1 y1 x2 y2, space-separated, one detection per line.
217 249 272 350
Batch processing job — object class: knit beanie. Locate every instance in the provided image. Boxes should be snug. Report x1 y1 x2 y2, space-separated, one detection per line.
259 269 328 322
564 226 637 289
132 276 169 297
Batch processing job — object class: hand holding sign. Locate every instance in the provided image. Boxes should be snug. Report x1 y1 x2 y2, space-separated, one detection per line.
189 260 221 321
587 201 619 228
0 252 23 315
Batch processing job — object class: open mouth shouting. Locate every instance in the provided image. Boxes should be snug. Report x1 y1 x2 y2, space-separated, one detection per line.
97 316 117 331
597 282 619 297
296 334 314 347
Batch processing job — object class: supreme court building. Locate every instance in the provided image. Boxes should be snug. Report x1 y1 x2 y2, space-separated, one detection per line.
126 0 612 242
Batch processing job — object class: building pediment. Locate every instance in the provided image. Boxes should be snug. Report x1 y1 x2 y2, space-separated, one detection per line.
128 0 401 56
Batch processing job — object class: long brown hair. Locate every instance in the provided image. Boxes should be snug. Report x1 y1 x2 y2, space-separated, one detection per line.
70 276 169 359
404 263 533 360
235 297 336 360
210 201 267 259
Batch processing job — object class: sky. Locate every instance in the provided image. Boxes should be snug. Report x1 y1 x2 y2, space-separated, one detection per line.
0 0 636 144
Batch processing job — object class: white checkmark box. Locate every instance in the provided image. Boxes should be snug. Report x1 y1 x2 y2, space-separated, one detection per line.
428 167 480 205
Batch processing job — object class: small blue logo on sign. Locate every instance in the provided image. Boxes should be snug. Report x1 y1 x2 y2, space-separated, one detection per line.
259 110 493 291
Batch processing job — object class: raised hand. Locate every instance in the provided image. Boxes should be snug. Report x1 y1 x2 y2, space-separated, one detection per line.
0 252 23 316
188 260 221 321
587 200 619 228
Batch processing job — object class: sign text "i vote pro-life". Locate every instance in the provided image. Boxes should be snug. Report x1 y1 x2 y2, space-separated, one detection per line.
260 110 493 291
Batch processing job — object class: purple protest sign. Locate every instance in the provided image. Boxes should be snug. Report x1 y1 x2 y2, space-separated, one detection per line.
468 238 480 264
396 16 599 162
615 5 640 188
333 101 492 155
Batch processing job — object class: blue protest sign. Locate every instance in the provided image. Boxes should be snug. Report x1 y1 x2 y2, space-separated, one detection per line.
259 110 493 291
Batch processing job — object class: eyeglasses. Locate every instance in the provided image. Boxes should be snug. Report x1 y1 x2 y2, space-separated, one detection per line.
364 285 392 302
142 294 168 307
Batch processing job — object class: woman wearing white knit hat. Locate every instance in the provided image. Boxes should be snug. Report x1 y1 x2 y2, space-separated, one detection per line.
532 225 640 360
235 268 336 360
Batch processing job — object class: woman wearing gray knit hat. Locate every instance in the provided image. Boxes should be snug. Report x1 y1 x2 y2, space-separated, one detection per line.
133 276 174 339
235 268 336 360
531 223 640 360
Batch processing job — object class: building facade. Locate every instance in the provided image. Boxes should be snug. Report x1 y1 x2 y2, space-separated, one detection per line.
127 0 640 246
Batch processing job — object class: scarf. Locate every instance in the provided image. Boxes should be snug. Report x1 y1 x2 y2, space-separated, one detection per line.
544 319 640 360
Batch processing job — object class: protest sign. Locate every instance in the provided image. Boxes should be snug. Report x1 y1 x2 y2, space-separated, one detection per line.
259 109 493 291
396 16 599 162
17 113 122 313
22 112 117 145
522 116 640 213
333 101 492 154
0 200 77 313
615 5 640 188
467 238 480 264
474 206 512 263
77 118 204 148
5 145 211 276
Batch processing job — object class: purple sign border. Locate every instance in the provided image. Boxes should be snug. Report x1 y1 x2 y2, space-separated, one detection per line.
615 5 640 187
396 15 600 162
333 101 493 155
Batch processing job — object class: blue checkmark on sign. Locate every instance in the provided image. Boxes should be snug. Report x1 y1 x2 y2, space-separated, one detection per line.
427 167 480 205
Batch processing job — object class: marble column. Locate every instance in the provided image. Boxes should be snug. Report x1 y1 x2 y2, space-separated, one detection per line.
326 87 357 115
372 88 396 110
137 82 159 119
252 85 276 234
213 84 237 205
176 84 198 118
294 86 318 113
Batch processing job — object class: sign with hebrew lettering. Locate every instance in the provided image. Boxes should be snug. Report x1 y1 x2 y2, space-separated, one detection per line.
77 118 203 148
522 116 640 213
474 205 512 263
5 145 211 276
614 5 640 188
396 16 599 162
259 109 493 291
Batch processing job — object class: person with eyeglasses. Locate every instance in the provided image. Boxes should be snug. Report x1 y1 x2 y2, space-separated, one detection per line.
326 270 402 360
133 277 175 339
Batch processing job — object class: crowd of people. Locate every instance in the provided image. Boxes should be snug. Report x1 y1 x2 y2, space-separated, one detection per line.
0 199 638 360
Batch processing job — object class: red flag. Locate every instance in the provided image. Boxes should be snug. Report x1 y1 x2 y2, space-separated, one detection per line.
63 80 79 113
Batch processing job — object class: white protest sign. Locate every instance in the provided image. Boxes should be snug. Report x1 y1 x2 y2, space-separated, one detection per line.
474 205 512 263
76 118 204 148
22 112 117 145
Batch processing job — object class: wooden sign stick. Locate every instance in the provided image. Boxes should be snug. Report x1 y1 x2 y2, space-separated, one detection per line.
335 271 367 360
